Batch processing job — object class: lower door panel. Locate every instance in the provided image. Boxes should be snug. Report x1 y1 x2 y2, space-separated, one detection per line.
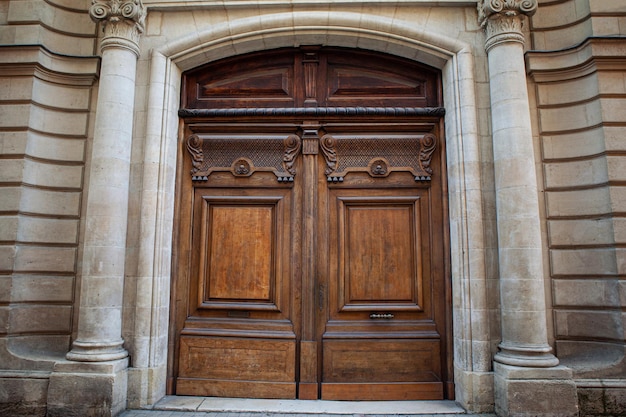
177 335 297 398
321 339 443 400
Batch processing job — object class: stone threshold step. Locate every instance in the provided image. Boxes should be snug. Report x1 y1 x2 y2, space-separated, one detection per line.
153 396 466 415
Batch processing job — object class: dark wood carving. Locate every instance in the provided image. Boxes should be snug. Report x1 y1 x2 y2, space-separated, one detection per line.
301 123 320 155
232 158 252 176
184 50 296 109
181 47 442 110
319 134 337 175
185 134 302 182
302 47 319 107
179 106 445 118
186 134 204 178
320 133 437 182
283 134 301 175
420 133 437 175
368 158 389 177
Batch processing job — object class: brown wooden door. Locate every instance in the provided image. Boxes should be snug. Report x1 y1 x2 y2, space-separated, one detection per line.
170 47 451 401
173 131 303 398
317 129 447 400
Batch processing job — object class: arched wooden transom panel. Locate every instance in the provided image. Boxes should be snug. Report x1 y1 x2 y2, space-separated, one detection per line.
171 47 452 401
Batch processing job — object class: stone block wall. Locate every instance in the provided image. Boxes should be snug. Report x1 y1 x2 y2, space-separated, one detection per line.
528 0 626 410
0 0 624 414
0 0 98 414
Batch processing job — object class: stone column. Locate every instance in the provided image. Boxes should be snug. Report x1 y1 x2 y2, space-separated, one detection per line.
68 0 145 364
479 1 578 416
480 0 556 370
47 1 145 415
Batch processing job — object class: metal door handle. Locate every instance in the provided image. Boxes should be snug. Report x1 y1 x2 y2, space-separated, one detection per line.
369 313 394 319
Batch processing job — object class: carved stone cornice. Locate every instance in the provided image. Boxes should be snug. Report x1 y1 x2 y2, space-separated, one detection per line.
478 0 538 51
90 0 146 56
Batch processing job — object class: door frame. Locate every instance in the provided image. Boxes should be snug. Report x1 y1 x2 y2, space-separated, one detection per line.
131 11 492 411
168 47 453 399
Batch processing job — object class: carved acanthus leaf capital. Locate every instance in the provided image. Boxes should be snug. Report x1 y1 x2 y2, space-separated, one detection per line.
478 0 538 26
478 0 538 50
90 0 146 54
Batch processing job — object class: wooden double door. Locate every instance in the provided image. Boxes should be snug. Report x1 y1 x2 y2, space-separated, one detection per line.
170 48 452 401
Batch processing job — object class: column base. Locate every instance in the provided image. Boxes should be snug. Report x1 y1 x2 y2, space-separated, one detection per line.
66 339 129 362
47 358 129 417
495 343 560 368
494 362 579 417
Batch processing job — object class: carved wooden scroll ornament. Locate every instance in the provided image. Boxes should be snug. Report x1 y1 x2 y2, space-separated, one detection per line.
320 133 437 182
186 134 302 182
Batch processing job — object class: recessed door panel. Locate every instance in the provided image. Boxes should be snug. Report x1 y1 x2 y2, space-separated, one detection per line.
198 197 282 310
323 339 440 382
207 205 273 300
338 196 424 311
177 336 296 398
321 339 442 400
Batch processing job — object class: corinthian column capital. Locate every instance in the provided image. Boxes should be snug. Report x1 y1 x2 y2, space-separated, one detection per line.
90 0 146 55
478 0 538 51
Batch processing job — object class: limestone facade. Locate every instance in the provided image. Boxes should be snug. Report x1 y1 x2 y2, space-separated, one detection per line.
0 0 624 416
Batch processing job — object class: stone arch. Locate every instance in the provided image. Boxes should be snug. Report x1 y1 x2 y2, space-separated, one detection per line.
129 10 492 411
161 11 464 71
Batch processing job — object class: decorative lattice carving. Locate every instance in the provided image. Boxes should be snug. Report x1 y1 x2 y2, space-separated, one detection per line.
320 134 437 182
185 134 302 182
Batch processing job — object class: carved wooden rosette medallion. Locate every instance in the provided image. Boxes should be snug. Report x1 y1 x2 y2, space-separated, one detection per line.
320 133 437 182
232 158 252 176
368 159 389 177
186 134 302 182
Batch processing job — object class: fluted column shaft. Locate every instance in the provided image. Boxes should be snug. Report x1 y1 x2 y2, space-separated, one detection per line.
480 0 559 368
67 0 145 362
